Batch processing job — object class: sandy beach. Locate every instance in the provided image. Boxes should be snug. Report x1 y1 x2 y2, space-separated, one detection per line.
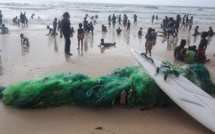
0 23 215 134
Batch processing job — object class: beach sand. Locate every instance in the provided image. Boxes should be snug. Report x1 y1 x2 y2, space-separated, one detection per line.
0 24 215 134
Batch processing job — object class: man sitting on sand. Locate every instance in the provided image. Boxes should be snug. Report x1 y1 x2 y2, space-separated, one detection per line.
99 38 116 47
116 27 122 34
208 26 214 36
20 33 29 46
192 26 201 36
102 25 107 32
138 28 143 36
0 24 9 34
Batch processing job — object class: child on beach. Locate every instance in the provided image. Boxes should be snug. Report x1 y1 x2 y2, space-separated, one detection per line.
46 26 53 35
99 38 116 47
77 23 84 50
116 27 122 34
197 32 209 63
20 34 29 46
174 39 186 61
138 28 143 36
0 24 9 34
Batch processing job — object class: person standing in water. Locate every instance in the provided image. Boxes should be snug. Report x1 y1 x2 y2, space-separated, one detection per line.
151 15 155 24
60 12 72 55
133 14 137 24
53 18 58 36
0 10 3 25
127 20 131 32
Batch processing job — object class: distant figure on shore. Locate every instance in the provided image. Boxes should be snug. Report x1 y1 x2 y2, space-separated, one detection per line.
156 15 158 20
123 14 127 27
83 18 88 32
188 16 193 32
57 20 61 31
151 29 157 43
127 20 131 32
118 15 121 24
60 12 72 56
20 34 29 46
31 13 35 19
77 23 84 50
116 27 122 34
192 26 201 36
0 10 3 25
99 38 116 47
53 18 58 36
102 25 107 32
167 18 175 39
133 14 137 24
24 12 28 26
181 15 186 28
0 24 9 34
13 16 18 24
112 14 116 27
88 22 94 36
151 15 155 24
108 15 111 25
20 12 25 26
208 26 214 36
138 27 143 36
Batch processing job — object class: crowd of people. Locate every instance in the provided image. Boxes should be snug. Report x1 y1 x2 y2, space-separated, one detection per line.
0 9 214 65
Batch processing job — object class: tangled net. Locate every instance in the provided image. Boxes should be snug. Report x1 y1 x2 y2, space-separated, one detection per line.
0 64 214 109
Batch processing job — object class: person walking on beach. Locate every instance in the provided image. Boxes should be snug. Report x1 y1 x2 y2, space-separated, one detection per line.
77 23 84 50
127 20 131 32
188 16 193 32
24 12 28 26
60 12 72 56
133 14 137 24
108 15 111 25
53 18 58 36
57 20 61 31
0 10 3 25
123 14 127 27
118 15 121 25
20 12 25 27
112 14 116 27
151 15 155 24
181 15 186 28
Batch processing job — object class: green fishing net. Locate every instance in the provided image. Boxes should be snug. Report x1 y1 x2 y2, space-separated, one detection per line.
1 64 215 109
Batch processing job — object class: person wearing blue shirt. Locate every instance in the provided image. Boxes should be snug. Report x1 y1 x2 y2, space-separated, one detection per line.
1 24 9 34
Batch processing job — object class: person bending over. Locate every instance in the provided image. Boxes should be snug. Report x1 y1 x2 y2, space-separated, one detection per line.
20 33 29 46
47 25 53 35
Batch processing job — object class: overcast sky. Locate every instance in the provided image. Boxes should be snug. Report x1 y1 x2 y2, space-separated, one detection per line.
68 0 215 7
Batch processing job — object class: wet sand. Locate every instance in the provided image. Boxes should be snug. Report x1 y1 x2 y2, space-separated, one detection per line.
0 24 215 134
